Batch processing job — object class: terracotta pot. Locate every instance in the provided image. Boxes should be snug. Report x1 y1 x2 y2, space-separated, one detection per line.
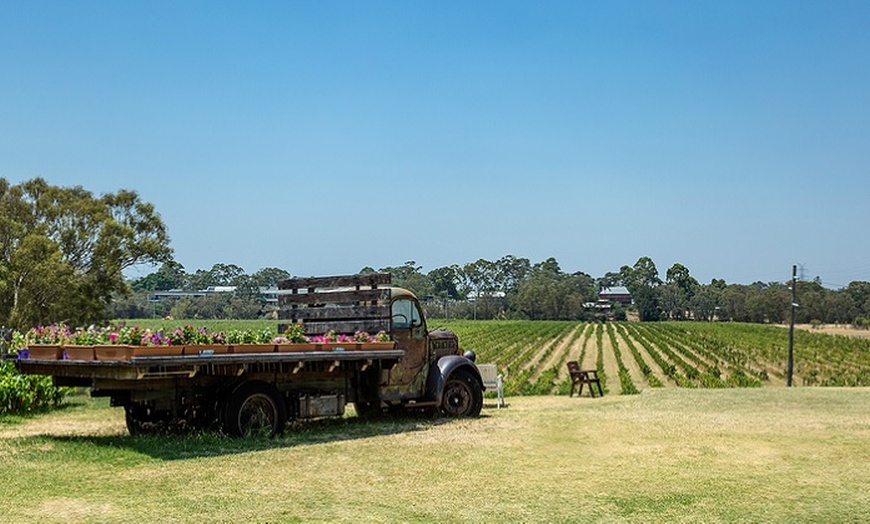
63 345 95 361
319 343 361 352
359 342 396 350
26 344 63 360
183 344 231 356
230 344 276 354
94 344 135 362
134 345 186 357
276 343 320 352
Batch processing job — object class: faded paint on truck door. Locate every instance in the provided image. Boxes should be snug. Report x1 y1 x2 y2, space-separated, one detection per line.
380 296 429 399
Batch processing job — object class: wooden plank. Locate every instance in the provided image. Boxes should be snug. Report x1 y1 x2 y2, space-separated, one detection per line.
278 273 391 291
278 305 389 322
279 319 390 336
278 289 389 307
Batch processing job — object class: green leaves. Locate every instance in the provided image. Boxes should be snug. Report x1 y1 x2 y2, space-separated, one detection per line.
0 178 172 329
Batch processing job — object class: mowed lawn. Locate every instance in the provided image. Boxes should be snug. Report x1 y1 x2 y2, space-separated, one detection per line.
1 388 868 523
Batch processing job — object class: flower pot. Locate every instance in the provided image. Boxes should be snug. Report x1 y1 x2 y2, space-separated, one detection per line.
27 344 63 360
94 345 135 362
183 344 231 356
135 345 186 357
319 343 361 352
276 343 320 352
359 342 396 350
231 344 276 354
63 345 95 361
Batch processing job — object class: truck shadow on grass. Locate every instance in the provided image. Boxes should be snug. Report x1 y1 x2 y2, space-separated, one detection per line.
38 412 489 461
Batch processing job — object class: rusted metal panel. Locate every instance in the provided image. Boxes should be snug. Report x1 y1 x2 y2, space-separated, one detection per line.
278 289 390 307
278 273 391 291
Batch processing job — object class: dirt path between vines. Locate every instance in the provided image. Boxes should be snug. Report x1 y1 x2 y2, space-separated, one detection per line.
502 340 536 375
622 329 678 387
599 328 621 394
531 326 580 381
613 330 648 390
534 325 582 383
519 338 556 374
580 327 597 370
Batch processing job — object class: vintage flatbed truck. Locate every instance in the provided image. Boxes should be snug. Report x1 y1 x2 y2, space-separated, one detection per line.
14 273 485 437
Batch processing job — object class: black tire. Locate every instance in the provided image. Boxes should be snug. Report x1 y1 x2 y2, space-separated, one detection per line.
125 406 145 436
222 382 287 438
439 369 483 418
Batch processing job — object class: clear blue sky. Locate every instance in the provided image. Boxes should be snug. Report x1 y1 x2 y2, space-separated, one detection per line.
3 1 869 288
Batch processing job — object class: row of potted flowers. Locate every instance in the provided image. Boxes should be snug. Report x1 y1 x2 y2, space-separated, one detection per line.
21 324 394 361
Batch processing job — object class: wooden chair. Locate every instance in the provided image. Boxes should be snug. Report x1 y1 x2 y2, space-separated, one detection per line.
567 361 603 398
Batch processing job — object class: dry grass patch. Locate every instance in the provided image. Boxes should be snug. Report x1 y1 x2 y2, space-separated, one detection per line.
792 323 870 339
2 389 869 522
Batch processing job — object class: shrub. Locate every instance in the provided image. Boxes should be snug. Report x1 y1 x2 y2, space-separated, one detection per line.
0 362 71 415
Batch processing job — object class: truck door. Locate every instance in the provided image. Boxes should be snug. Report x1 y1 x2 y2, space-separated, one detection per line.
386 297 428 394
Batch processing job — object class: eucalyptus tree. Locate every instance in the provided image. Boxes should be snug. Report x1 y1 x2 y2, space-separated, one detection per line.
619 256 663 321
513 258 594 320
378 261 432 297
428 265 461 300
250 267 292 288
689 285 720 321
0 177 172 328
662 263 700 320
494 255 531 293
619 256 661 294
845 281 870 319
131 261 186 291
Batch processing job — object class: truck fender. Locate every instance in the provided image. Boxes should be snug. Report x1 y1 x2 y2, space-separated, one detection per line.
426 354 484 403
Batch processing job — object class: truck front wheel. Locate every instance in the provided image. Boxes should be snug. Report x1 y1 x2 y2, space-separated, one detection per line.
439 369 483 418
223 382 287 438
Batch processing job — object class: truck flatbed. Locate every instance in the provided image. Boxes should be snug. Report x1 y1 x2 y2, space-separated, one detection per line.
16 349 405 381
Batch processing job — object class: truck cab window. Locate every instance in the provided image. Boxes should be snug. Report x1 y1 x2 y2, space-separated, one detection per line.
392 299 422 330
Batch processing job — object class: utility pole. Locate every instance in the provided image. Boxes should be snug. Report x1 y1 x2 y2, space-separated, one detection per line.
787 264 797 387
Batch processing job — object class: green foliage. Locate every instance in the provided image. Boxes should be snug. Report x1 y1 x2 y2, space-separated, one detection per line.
513 263 595 321
0 361 71 415
0 177 172 329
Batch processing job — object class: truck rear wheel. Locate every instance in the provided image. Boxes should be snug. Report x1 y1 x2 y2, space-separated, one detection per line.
125 406 148 436
125 405 170 435
223 382 287 438
439 369 483 418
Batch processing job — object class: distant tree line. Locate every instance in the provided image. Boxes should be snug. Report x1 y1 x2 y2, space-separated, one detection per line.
3 179 869 327
118 256 870 326
112 262 291 320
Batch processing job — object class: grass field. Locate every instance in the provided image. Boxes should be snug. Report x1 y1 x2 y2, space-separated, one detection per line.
2 388 869 522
